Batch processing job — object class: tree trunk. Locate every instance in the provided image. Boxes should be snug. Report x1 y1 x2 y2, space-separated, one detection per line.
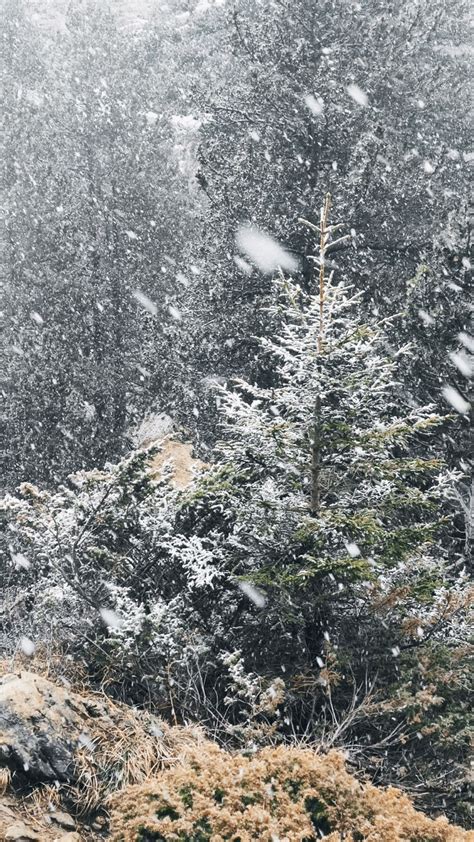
311 392 321 515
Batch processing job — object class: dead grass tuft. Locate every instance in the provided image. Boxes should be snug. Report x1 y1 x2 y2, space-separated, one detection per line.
19 783 62 829
0 767 12 796
69 697 206 816
146 436 208 489
1 650 90 694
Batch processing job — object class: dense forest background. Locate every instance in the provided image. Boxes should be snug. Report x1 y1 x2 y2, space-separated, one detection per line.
1 0 473 835
3 0 472 488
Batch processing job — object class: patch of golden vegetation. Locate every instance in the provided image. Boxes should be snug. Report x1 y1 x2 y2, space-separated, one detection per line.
109 743 474 842
146 437 208 489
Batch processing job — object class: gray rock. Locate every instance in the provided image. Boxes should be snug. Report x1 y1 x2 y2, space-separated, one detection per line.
0 672 92 784
50 810 76 830
56 835 82 842
4 820 41 840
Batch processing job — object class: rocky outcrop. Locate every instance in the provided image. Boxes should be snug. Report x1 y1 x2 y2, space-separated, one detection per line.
0 671 101 784
0 668 204 838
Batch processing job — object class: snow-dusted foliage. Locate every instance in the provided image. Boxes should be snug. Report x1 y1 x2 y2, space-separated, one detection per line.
2 446 217 704
215 271 459 582
4 0 471 493
2 0 471 827
2 210 471 820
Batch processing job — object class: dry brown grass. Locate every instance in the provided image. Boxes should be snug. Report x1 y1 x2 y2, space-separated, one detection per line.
109 743 474 842
70 699 206 816
18 783 62 830
1 788 102 841
0 650 90 694
0 767 12 796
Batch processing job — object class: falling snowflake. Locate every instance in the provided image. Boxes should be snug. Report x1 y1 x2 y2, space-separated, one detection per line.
303 94 324 115
84 401 96 421
234 255 253 275
20 636 35 656
238 581 266 608
345 542 361 558
236 226 298 274
441 385 470 415
149 722 164 739
168 305 182 321
132 290 158 315
458 332 474 353
347 83 368 106
11 552 30 570
145 110 159 126
418 309 434 326
78 732 95 751
99 608 125 628
448 351 472 378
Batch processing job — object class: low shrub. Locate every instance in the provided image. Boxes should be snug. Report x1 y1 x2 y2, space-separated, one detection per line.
109 744 473 841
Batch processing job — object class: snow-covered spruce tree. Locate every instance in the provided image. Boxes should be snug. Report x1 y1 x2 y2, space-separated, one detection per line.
211 196 459 580
178 196 471 820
